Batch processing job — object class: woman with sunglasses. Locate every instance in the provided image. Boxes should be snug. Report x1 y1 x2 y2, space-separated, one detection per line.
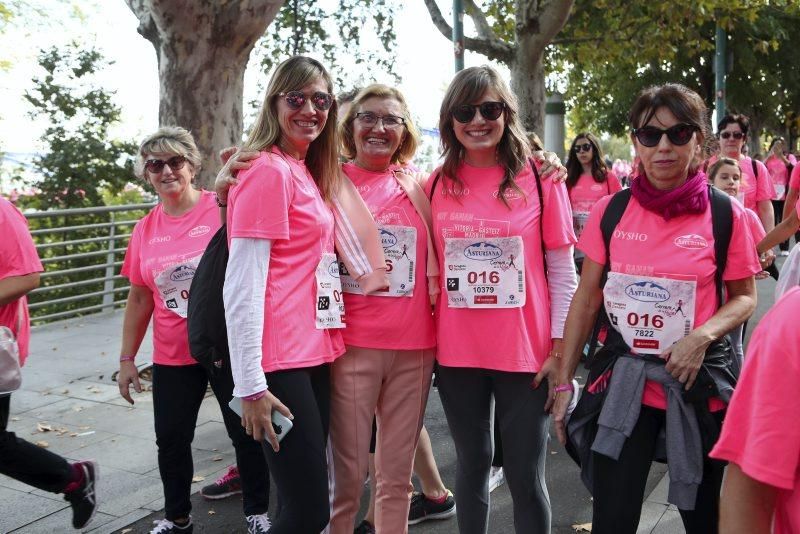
709 114 776 234
565 133 622 272
428 65 577 534
764 137 796 254
220 56 354 534
553 84 760 534
117 127 272 534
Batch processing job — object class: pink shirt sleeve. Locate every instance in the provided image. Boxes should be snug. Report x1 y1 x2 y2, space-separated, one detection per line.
229 157 293 241
723 202 762 281
607 171 623 194
744 208 766 243
540 170 577 250
710 288 800 490
755 160 777 201
576 195 612 265
121 222 144 286
791 164 800 191
0 201 43 278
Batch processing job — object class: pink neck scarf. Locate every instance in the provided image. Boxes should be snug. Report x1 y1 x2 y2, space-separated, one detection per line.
630 171 709 220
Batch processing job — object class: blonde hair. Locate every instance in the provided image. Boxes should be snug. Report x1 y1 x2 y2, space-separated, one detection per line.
244 56 340 200
134 126 201 180
438 65 530 207
339 84 421 165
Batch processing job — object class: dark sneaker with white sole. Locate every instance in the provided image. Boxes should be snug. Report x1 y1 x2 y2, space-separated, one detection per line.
64 460 99 529
201 465 242 500
150 517 194 533
407 490 456 525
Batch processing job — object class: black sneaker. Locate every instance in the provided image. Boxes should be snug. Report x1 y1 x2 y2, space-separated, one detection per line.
201 465 242 500
150 517 194 533
407 490 456 525
354 519 376 534
64 460 99 529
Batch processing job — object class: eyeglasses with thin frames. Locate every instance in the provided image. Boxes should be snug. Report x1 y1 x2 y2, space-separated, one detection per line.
355 112 406 129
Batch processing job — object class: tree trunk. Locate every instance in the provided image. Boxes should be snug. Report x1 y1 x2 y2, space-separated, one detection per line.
125 0 284 189
510 43 547 136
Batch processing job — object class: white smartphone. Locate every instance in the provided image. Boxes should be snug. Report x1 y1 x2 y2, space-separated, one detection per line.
228 396 293 443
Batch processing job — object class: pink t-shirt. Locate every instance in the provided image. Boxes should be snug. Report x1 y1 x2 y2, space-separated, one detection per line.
765 156 791 200
789 163 800 192
340 163 435 350
227 149 344 372
428 161 576 373
710 287 800 534
744 207 767 243
0 198 43 365
578 192 761 409
121 191 219 366
708 155 776 209
569 171 622 240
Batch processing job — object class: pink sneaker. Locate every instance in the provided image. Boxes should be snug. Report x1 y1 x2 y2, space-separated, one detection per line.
200 465 241 500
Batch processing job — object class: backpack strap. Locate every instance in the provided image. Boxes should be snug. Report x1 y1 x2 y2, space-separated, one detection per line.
427 172 442 202
751 157 758 183
598 189 632 287
709 185 733 307
529 160 548 274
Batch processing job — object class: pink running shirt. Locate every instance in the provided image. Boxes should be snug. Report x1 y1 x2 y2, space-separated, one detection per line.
707 155 775 210
578 191 761 409
340 162 435 350
569 171 622 240
428 161 576 373
0 198 43 365
710 287 800 534
226 149 344 372
743 207 766 243
765 156 790 200
789 163 800 192
122 191 219 366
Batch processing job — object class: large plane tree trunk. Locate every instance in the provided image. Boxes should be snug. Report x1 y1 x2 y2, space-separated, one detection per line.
125 0 284 188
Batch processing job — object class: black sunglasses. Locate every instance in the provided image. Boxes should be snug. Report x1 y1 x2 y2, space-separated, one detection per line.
145 155 187 174
718 131 745 140
574 142 593 153
632 124 698 147
452 101 505 124
278 90 334 111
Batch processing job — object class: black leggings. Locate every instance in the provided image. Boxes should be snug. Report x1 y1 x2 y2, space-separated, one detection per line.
0 394 72 493
591 406 726 534
260 364 331 534
152 363 270 520
773 200 791 251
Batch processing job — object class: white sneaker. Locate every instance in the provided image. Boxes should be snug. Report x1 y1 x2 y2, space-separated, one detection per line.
489 466 505 493
780 250 790 257
247 513 271 534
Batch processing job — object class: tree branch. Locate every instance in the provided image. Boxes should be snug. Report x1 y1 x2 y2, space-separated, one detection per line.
422 0 513 63
463 0 496 41
124 0 161 53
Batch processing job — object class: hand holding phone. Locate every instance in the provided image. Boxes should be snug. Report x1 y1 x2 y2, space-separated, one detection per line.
229 394 293 452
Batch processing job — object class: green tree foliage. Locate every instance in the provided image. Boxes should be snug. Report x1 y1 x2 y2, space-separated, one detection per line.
24 43 136 209
256 0 399 90
557 1 800 145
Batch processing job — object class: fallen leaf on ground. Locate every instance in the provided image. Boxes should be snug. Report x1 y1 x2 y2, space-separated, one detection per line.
121 529 133 533
37 422 53 432
61 389 69 394
572 522 592 532
191 476 205 482
208 510 216 515
78 426 90 430
35 440 49 448
11 417 19 421
213 457 223 461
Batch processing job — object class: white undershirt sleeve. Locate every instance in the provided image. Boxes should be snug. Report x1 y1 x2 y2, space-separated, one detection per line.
545 245 578 339
223 237 271 398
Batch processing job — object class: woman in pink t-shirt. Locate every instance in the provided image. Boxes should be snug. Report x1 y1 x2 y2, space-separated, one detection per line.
711 286 800 534
554 84 760 534
565 132 622 272
118 127 271 533
428 65 578 534
222 56 344 534
765 137 795 254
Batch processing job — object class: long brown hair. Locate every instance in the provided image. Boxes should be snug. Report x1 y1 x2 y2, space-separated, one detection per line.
566 132 609 189
244 56 340 200
438 66 530 207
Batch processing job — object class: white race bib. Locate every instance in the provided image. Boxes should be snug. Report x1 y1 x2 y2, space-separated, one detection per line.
315 252 345 329
573 211 590 239
154 255 202 318
444 236 525 308
341 225 416 297
775 183 786 200
603 272 696 354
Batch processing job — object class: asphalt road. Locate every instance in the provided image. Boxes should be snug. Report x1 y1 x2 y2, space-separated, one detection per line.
120 258 782 533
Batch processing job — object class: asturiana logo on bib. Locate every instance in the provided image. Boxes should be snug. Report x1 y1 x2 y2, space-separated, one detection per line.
674 234 708 249
464 242 503 261
328 260 340 278
625 281 670 303
189 225 211 238
379 229 398 248
170 265 196 282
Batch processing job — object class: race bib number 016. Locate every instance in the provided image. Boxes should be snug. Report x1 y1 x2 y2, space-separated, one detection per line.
340 225 416 297
154 255 202 318
316 252 345 329
603 272 696 354
444 236 525 308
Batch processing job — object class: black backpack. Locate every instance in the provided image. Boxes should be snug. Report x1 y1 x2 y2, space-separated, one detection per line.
187 225 230 372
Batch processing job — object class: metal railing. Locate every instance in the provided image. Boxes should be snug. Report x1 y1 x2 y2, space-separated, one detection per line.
25 203 155 323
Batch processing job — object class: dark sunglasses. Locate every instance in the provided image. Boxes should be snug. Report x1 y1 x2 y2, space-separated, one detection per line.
145 155 187 174
632 124 698 147
452 101 505 124
718 131 745 140
278 90 333 111
574 142 593 153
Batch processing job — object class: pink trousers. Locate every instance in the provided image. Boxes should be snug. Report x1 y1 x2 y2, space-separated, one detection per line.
328 346 434 534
